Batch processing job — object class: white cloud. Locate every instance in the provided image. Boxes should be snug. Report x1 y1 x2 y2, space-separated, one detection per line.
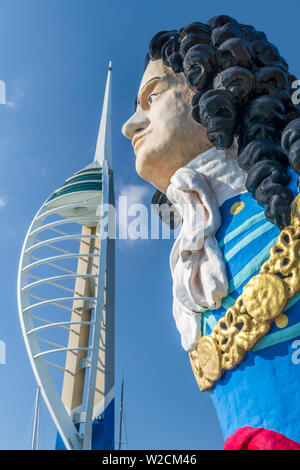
117 184 152 245
0 197 6 208
118 184 151 206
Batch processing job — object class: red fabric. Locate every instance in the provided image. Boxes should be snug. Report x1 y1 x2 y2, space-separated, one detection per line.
224 426 300 450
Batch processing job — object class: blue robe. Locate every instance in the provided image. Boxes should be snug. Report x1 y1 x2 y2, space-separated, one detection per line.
202 172 300 442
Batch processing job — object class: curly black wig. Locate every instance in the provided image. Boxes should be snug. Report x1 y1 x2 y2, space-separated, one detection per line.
148 15 300 229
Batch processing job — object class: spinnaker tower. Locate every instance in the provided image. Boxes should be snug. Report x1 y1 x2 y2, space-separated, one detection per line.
17 63 115 450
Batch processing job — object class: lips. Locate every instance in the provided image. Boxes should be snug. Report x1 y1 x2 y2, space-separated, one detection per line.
132 132 147 151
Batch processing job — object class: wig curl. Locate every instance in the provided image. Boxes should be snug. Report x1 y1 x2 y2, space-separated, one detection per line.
149 15 300 229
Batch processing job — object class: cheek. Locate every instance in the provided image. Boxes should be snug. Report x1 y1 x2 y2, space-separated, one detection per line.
151 91 193 139
135 87 198 175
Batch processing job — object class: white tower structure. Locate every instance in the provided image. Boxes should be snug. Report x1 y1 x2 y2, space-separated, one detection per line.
17 63 115 450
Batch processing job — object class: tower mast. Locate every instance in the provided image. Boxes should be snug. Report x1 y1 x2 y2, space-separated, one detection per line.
118 378 124 450
60 62 115 450
94 61 112 167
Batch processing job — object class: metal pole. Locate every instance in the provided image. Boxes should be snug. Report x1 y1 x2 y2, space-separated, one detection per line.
31 386 40 450
118 379 124 450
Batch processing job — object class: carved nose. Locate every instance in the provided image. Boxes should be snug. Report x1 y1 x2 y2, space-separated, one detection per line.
122 110 150 140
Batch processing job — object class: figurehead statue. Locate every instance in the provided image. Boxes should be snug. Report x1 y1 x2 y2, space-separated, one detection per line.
122 15 300 450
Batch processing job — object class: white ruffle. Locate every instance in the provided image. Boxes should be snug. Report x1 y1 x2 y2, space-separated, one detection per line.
167 167 228 351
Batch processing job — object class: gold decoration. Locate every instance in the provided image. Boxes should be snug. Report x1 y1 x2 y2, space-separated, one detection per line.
261 224 300 297
189 194 300 392
230 201 245 215
291 194 300 224
211 301 270 372
241 273 288 322
190 336 222 391
275 313 289 329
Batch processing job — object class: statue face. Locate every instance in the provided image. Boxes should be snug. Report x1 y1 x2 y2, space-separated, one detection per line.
122 59 212 193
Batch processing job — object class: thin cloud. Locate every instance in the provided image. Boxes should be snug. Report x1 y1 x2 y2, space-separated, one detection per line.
5 79 28 110
6 101 16 109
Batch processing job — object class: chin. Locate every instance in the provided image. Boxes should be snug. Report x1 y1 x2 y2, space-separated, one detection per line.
135 153 152 182
135 150 168 192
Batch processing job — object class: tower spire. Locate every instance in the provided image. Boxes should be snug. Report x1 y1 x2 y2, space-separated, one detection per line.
94 61 112 169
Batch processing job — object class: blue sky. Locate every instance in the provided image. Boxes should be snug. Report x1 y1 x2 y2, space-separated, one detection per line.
0 0 300 450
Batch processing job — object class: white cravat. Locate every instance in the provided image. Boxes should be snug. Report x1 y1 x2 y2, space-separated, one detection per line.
166 146 247 351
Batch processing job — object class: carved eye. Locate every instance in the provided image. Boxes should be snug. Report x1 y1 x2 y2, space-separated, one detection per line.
148 93 158 105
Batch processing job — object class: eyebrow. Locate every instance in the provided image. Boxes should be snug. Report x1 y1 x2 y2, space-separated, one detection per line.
134 76 162 110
